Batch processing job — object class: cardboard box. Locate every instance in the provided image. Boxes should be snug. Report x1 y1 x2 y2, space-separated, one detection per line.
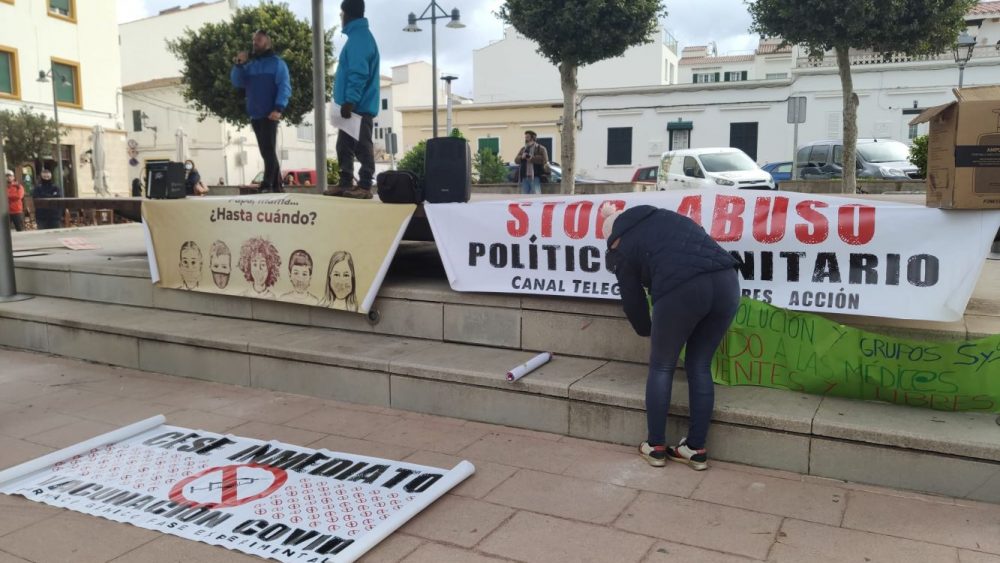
910 85 1000 209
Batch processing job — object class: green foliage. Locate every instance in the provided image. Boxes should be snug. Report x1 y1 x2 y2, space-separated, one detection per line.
747 0 977 59
167 2 334 127
325 158 340 186
497 0 667 67
449 128 465 139
909 135 928 179
397 140 427 185
474 149 509 184
0 107 65 172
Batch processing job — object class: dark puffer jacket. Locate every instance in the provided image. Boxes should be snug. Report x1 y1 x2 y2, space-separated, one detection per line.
606 205 738 336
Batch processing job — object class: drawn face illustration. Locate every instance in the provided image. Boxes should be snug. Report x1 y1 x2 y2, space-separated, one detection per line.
290 264 311 293
179 247 202 288
251 253 268 286
329 259 353 300
210 253 231 289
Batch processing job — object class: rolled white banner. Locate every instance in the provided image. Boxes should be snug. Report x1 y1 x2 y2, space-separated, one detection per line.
506 352 552 382
0 415 166 488
335 460 476 563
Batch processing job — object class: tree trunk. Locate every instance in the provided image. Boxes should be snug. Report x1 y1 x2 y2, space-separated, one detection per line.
836 46 859 194
559 62 578 195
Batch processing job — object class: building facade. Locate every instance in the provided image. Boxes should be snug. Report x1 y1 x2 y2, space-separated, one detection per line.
120 0 326 187
1 0 126 196
576 8 1000 181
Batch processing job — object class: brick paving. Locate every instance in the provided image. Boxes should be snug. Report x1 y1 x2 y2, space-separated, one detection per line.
0 348 998 563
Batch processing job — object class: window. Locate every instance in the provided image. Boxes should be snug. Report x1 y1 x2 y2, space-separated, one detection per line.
908 123 919 140
477 137 499 156
766 72 788 80
48 0 76 22
693 72 719 84
51 58 81 107
296 122 314 142
683 156 701 177
808 145 830 164
776 163 792 174
725 71 748 82
729 122 758 161
536 137 553 161
131 110 142 132
833 145 843 166
607 127 633 165
0 45 19 99
381 98 388 111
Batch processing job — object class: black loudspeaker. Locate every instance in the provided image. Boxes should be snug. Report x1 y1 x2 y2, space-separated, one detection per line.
424 137 472 203
147 162 187 199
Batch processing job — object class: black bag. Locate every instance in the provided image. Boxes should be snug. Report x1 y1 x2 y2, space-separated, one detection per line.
376 170 423 203
424 137 472 203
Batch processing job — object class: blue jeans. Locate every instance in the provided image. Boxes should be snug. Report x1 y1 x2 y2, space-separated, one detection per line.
520 176 541 195
646 268 740 450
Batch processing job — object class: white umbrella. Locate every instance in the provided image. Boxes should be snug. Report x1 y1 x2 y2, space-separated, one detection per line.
174 128 189 163
91 124 109 196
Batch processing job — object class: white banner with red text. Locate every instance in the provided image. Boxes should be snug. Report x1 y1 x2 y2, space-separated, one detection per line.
0 417 474 563
424 188 1000 321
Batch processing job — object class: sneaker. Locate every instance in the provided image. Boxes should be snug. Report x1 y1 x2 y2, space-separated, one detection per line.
339 186 373 199
666 438 708 471
638 442 667 467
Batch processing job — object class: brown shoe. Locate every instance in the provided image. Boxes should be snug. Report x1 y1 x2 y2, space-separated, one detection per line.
323 186 347 196
339 186 373 199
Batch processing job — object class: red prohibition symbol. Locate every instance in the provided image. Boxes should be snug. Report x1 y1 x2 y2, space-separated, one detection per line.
168 464 288 509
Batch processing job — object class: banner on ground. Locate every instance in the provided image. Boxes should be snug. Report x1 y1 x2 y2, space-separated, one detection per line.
710 298 1000 412
424 188 1000 321
142 195 416 314
0 417 474 563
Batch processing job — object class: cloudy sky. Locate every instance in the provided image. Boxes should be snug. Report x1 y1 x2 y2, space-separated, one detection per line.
118 0 758 97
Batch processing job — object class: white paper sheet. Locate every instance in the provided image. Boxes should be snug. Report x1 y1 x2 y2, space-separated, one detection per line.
332 103 363 141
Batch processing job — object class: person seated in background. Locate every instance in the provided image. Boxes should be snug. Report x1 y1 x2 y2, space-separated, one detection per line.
33 169 63 230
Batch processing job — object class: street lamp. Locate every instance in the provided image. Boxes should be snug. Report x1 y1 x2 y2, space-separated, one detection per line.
403 2 464 137
36 69 70 195
953 30 976 88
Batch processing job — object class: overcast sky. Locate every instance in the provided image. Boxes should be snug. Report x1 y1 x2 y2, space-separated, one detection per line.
118 0 758 97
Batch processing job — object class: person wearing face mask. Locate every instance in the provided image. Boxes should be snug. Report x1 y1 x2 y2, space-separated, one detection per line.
231 29 292 193
5 170 25 232
318 251 357 312
281 250 320 304
601 202 740 471
184 160 207 196
32 169 63 230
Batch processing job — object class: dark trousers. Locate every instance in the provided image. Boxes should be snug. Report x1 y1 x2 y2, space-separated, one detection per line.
251 118 282 192
36 215 61 230
9 213 24 231
646 268 740 450
336 115 375 188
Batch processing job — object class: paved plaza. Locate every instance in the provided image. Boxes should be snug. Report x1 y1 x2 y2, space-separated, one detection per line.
0 348 998 562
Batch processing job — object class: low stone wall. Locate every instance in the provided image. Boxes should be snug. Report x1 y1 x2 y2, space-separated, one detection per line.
780 179 926 194
475 182 649 195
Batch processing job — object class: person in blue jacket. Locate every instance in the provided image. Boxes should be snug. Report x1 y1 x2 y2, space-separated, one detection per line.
325 0 380 199
601 203 741 471
231 29 292 193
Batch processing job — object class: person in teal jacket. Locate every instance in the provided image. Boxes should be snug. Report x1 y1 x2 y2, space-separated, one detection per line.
326 0 381 199
231 29 292 193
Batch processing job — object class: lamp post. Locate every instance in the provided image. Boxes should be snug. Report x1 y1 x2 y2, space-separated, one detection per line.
403 2 464 138
441 74 457 134
953 30 976 88
0 137 31 303
36 69 68 195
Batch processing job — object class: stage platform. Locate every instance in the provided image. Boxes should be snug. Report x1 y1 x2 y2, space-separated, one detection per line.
2 223 999 503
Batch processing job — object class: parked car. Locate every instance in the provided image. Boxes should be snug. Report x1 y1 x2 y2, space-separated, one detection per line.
794 139 919 180
505 162 611 185
631 165 658 185
761 161 793 187
657 148 775 190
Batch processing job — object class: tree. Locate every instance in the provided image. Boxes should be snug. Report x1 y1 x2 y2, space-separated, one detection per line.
167 2 334 127
498 1 667 194
474 149 509 184
909 135 928 179
398 140 427 185
0 108 65 178
748 0 976 193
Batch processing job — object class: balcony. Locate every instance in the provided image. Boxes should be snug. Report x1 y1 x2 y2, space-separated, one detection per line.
796 44 1000 68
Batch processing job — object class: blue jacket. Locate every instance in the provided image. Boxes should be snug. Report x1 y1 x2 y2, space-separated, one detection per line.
606 205 738 336
334 18 380 116
32 180 62 223
231 51 292 120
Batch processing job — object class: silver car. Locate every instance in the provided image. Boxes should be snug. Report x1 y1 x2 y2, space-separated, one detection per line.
794 139 919 180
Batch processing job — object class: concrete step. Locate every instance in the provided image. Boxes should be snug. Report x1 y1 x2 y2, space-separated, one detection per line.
1 295 997 503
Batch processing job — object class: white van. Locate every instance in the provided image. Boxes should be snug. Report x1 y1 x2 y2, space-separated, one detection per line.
657 148 775 190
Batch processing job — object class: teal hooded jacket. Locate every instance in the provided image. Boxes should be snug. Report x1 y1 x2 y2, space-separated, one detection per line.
334 17 381 116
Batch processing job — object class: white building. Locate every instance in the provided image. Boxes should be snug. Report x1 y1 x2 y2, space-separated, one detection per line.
120 0 326 187
373 61 449 158
473 26 680 103
576 6 1000 181
0 0 126 196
